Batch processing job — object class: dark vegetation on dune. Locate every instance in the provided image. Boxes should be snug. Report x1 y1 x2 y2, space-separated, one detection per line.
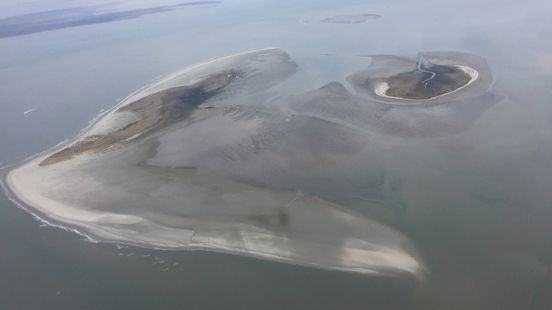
384 65 471 100
40 71 236 166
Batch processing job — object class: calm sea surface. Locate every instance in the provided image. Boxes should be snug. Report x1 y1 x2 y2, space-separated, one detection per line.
1 0 552 309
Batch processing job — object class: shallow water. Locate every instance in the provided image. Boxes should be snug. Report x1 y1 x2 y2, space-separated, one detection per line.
1 0 552 308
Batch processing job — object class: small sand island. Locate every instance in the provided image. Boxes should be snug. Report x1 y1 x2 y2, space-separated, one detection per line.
321 13 381 24
344 51 499 137
374 56 479 101
348 52 489 106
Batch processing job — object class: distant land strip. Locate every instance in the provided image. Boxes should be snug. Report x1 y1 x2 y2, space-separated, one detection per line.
0 1 221 38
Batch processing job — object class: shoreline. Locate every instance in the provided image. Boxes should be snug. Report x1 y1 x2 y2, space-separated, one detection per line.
2 166 97 243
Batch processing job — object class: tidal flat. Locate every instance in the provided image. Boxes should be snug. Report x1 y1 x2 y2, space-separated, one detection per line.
6 44 505 277
7 48 430 276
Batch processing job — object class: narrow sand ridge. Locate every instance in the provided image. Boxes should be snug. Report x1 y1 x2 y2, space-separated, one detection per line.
7 48 424 277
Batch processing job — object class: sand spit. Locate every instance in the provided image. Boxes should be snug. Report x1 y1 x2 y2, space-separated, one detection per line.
7 161 422 275
6 48 424 277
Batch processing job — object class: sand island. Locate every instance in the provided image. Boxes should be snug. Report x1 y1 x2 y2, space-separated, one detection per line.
374 55 479 100
348 52 493 106
375 59 479 100
321 14 381 24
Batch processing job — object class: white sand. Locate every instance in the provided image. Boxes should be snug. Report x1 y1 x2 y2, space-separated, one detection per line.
86 111 140 137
